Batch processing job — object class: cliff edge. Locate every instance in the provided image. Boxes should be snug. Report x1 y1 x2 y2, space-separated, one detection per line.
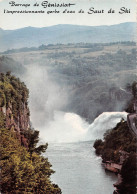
0 72 61 193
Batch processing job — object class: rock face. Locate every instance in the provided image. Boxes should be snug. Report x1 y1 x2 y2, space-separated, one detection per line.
0 73 30 147
104 161 122 173
5 103 30 132
0 103 30 148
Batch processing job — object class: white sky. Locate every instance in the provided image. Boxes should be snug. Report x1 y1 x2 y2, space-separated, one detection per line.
0 0 136 29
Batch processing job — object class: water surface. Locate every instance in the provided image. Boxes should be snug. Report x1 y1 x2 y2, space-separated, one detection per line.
45 141 117 194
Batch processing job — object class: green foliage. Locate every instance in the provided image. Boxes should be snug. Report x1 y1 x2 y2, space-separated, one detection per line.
0 127 61 193
0 73 61 193
1 43 136 122
94 81 137 161
93 139 103 149
22 129 48 155
0 89 6 107
0 73 29 118
94 120 136 163
0 112 5 128
93 139 104 155
101 148 117 162
93 82 137 193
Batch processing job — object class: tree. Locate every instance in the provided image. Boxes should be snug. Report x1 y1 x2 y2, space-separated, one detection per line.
0 117 61 194
0 73 61 193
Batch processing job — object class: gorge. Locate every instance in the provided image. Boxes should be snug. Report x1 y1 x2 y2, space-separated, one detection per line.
0 40 136 193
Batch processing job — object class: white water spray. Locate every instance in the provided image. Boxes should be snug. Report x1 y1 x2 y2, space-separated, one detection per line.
86 112 128 140
39 111 89 143
22 64 128 143
39 111 128 143
23 64 68 127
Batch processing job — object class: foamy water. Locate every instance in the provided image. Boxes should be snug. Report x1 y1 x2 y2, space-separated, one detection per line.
39 111 88 143
87 111 128 140
40 111 127 143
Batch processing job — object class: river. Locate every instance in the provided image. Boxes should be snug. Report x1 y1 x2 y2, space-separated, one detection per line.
41 112 127 194
45 141 117 194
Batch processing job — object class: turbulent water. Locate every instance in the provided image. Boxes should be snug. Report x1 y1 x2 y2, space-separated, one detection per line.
45 142 117 194
40 111 128 194
39 111 127 143
23 63 127 193
87 111 128 140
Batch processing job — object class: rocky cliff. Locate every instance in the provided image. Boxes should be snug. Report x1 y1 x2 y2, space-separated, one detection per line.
0 72 30 147
0 102 30 131
0 72 61 193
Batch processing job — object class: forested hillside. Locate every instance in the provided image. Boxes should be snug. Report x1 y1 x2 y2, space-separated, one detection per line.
0 42 136 123
0 22 136 51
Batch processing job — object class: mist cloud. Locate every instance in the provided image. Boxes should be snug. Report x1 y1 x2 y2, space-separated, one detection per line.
24 64 68 128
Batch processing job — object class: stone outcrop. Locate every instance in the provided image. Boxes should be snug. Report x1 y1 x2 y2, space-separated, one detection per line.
0 73 31 148
104 161 122 173
0 102 30 148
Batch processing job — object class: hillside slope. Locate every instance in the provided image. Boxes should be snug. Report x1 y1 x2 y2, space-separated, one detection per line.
0 42 136 123
0 22 136 51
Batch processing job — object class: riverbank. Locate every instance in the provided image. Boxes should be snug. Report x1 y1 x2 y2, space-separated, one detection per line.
93 119 136 194
93 82 137 194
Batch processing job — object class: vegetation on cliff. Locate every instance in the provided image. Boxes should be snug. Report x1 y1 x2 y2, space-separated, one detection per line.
93 81 137 194
0 72 28 113
93 120 136 162
0 73 61 193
